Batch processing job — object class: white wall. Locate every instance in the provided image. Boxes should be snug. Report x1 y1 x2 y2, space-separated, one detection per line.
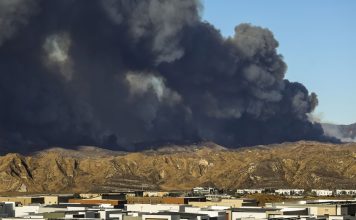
15 206 40 217
184 207 201 212
232 211 267 220
142 214 179 220
67 206 87 211
98 210 123 219
312 190 333 196
336 190 356 195
110 213 124 219
38 207 66 214
126 204 184 213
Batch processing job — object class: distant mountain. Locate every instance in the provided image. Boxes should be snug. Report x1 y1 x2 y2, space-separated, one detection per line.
322 123 356 142
0 141 355 193
35 146 127 158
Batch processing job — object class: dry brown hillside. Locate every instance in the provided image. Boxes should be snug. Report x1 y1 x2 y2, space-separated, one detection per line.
0 141 355 193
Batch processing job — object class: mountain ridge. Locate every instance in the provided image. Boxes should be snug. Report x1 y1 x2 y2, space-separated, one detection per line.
0 141 355 193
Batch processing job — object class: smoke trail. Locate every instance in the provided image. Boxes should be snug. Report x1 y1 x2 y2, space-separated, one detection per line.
0 0 336 153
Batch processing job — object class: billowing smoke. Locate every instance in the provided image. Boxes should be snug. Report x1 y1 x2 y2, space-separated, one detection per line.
0 0 39 46
0 0 335 153
322 123 356 142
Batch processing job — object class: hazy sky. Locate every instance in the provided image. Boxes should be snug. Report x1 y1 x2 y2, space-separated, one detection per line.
202 0 356 125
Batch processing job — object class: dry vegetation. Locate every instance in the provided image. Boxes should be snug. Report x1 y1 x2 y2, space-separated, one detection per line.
0 141 355 193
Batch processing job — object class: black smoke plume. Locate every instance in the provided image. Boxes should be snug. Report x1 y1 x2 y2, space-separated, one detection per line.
0 0 333 153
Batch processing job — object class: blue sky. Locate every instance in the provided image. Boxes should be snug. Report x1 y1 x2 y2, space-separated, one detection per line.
202 0 356 125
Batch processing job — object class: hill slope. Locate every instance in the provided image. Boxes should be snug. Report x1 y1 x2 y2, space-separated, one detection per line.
0 141 355 193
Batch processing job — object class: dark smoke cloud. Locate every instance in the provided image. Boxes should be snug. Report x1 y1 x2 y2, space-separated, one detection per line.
0 0 39 46
0 0 335 153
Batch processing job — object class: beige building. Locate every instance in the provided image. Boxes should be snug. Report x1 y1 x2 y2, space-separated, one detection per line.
80 193 127 200
43 195 73 205
79 193 101 199
0 196 43 205
143 191 169 197
189 199 257 208
0 195 73 206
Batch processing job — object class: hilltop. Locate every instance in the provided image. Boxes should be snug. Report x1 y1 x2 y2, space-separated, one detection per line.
0 141 355 193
